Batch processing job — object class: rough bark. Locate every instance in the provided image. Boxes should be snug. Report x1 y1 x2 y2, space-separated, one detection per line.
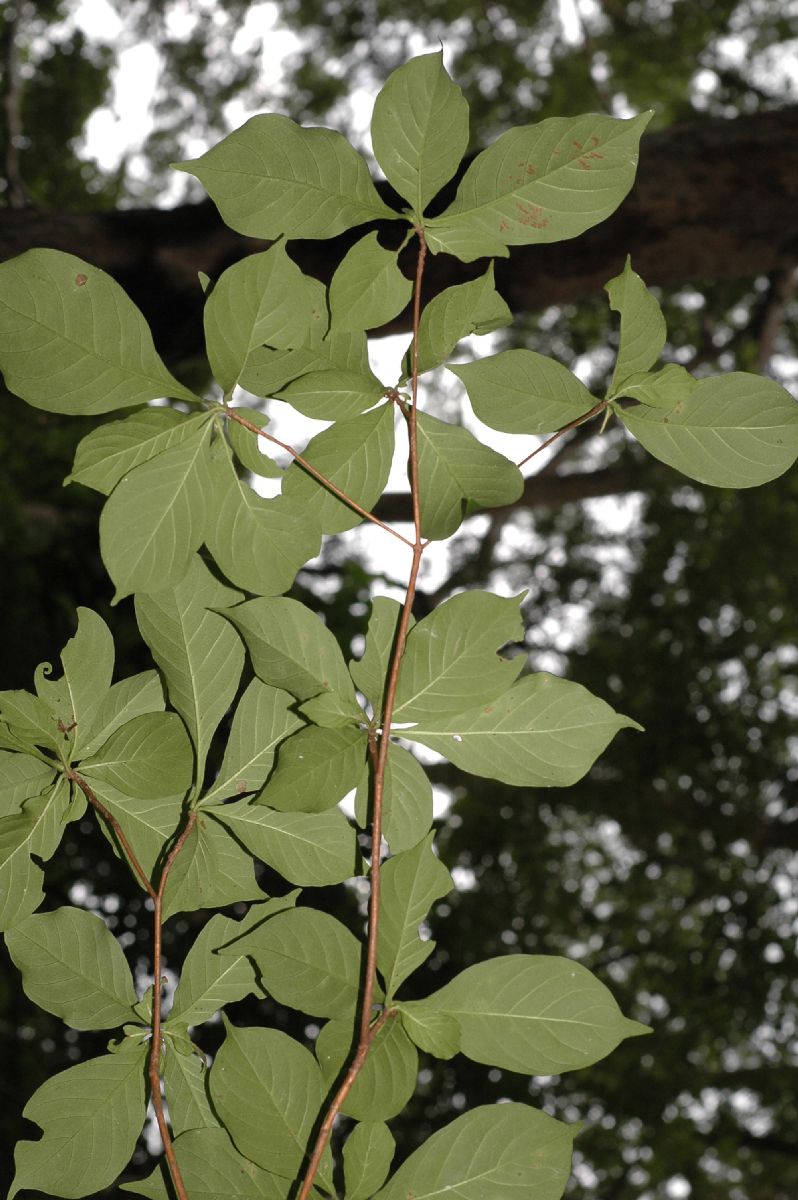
1 106 797 365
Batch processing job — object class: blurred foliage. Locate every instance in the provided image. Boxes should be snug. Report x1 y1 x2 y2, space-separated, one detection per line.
1 2 798 1198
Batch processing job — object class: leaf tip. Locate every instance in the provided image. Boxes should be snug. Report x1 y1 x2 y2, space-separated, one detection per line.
626 1017 654 1038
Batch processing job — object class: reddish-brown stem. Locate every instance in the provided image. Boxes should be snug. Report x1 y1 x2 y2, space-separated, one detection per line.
515 399 610 469
68 771 155 899
296 1007 397 1195
70 768 193 1200
147 809 197 1200
407 229 427 539
225 408 414 547
296 228 430 1200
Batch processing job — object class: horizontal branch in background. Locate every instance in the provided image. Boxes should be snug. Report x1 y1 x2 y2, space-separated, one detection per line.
374 463 639 524
1 107 797 365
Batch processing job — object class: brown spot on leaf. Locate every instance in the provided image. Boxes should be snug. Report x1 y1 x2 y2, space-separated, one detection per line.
572 139 584 150
526 163 536 175
236 781 248 795
514 200 550 228
75 274 88 286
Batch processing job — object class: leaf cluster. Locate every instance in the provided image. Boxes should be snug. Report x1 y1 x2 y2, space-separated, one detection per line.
0 49 796 1200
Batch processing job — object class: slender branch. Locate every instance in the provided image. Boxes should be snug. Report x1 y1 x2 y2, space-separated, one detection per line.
68 771 156 899
71 766 192 1200
296 1007 397 1195
1 5 28 208
753 267 796 374
296 229 430 1200
147 809 197 1200
515 399 609 470
225 407 414 547
407 230 427 539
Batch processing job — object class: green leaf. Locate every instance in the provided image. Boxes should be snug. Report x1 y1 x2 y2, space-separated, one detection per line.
99 427 212 602
162 812 264 920
205 892 301 957
123 1128 298 1200
134 554 244 790
450 348 596 435
417 411 524 539
606 255 666 394
226 906 365 1019
371 52 469 214
33 608 114 759
204 244 328 392
227 409 282 478
406 672 641 787
299 690 360 727
317 1013 418 1121
202 680 303 805
0 689 62 752
259 725 367 813
205 442 321 596
611 363 696 410
421 955 650 1074
5 906 137 1030
278 367 385 422
282 404 396 534
209 1022 333 1186
77 671 165 760
167 911 259 1027
0 752 56 818
241 345 327 399
393 590 525 722
329 232 412 333
374 1103 576 1200
405 265 512 378
87 779 183 881
344 1122 395 1200
224 595 359 706
175 114 395 239
0 778 72 932
0 248 199 414
67 409 211 495
354 743 433 853
617 371 798 487
81 711 192 798
0 721 48 757
162 1048 219 1137
425 111 652 261
208 802 359 886
349 597 415 720
240 329 371 399
378 834 452 998
396 1004 460 1059
9 1042 147 1200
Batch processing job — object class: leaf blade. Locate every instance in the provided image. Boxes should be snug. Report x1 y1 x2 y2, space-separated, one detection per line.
5 906 138 1030
371 52 469 213
405 673 641 787
0 249 198 413
175 115 395 240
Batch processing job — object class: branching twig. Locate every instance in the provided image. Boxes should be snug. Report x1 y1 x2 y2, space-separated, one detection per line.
515 399 609 470
225 408 414 547
68 771 155 899
68 769 192 1200
295 229 430 1200
147 810 197 1200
